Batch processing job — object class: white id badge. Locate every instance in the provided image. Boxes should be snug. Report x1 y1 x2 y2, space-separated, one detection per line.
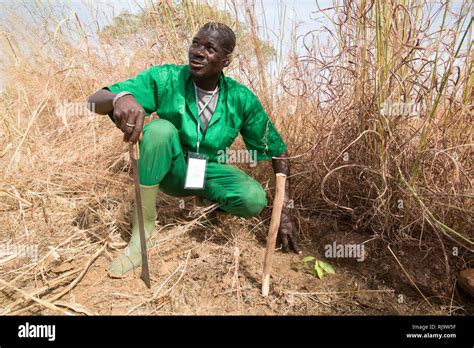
184 152 208 189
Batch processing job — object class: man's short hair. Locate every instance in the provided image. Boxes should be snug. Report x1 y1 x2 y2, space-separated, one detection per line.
199 22 236 55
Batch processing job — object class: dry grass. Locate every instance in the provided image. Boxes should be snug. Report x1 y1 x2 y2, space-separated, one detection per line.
0 0 472 315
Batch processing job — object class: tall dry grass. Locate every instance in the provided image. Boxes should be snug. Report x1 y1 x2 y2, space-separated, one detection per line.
274 0 473 301
0 0 472 311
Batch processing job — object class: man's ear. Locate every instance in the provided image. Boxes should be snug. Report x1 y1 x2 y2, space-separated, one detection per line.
223 53 232 68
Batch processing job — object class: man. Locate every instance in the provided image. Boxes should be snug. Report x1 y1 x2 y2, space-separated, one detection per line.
88 22 301 276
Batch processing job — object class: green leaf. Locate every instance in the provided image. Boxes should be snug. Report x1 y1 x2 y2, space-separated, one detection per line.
318 260 335 274
313 261 325 279
302 256 315 265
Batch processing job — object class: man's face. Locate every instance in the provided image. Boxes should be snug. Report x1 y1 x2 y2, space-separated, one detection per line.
188 29 230 83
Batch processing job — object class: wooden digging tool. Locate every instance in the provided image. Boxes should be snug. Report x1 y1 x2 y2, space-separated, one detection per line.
262 173 287 296
129 142 151 288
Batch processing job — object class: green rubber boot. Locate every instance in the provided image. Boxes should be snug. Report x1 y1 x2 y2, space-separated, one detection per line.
109 184 159 276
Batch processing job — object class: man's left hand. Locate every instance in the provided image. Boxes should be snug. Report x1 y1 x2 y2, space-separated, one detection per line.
278 207 302 254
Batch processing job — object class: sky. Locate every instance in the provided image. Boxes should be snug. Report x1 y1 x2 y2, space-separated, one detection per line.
0 0 325 77
0 0 472 91
1 0 470 53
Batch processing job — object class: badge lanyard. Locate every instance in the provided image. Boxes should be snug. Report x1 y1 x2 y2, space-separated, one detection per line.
194 83 219 153
185 84 219 190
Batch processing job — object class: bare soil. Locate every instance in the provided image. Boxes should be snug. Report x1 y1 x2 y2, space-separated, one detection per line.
3 189 466 316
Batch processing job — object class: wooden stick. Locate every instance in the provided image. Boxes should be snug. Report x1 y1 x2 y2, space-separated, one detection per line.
262 173 286 296
0 279 71 315
8 245 104 315
130 142 151 289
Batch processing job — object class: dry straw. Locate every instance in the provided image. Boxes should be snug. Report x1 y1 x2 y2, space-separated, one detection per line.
0 0 472 314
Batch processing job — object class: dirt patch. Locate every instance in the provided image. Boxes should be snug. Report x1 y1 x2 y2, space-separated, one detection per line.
0 199 446 316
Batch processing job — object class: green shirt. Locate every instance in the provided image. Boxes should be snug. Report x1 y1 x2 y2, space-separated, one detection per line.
106 64 286 162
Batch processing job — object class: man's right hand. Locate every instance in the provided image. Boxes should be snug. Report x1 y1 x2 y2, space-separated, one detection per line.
113 95 145 144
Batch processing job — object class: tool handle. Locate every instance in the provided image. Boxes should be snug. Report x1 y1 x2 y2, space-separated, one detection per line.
129 142 140 161
262 173 286 296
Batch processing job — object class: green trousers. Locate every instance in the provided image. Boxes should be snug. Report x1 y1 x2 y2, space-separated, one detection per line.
138 118 267 217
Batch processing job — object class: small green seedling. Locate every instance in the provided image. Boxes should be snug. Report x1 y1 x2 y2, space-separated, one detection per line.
302 256 335 279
